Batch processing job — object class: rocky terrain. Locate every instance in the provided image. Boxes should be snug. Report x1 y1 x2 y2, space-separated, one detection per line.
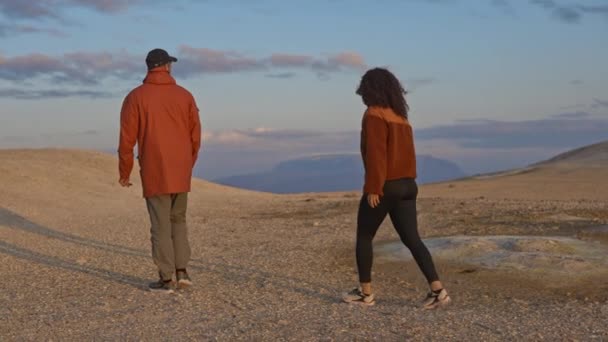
1 147 607 341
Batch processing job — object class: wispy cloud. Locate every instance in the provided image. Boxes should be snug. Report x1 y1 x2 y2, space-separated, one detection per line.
0 0 60 20
0 0 175 37
265 72 297 79
528 0 608 23
269 54 315 68
0 88 114 99
415 116 608 148
0 51 139 85
176 46 262 74
577 4 608 16
0 47 366 91
175 46 366 77
0 0 146 20
485 0 608 23
591 98 608 110
492 0 516 15
558 99 608 113
551 111 591 119
203 128 357 150
0 23 67 37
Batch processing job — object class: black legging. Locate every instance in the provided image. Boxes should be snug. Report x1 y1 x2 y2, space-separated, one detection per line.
356 178 439 283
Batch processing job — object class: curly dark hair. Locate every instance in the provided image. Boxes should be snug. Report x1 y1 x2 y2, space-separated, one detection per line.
356 67 409 118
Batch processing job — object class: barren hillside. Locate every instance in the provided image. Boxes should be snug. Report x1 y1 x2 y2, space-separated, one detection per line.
535 140 608 167
1 149 606 341
422 140 608 201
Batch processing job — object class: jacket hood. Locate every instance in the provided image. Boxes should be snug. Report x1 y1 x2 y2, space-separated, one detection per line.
143 69 176 85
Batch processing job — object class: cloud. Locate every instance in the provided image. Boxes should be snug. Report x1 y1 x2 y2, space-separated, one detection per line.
569 79 584 86
0 88 114 99
415 116 608 148
0 48 366 89
327 52 367 70
265 72 297 79
528 0 580 23
203 128 356 150
577 4 608 16
176 46 263 74
492 0 516 15
528 0 608 23
0 51 139 85
559 99 608 113
0 0 169 37
67 0 143 13
310 52 367 73
269 54 315 68
488 1 608 23
0 23 67 37
591 98 608 109
0 1 59 20
553 6 581 23
0 0 145 20
175 46 366 77
551 111 591 119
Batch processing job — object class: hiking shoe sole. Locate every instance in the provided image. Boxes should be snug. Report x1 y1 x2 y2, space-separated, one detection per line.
423 289 451 309
342 288 376 306
177 279 192 289
148 280 175 293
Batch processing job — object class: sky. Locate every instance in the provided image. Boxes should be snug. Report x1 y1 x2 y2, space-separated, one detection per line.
0 0 607 178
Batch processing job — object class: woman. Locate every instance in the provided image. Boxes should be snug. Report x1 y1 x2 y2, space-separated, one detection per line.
342 68 450 309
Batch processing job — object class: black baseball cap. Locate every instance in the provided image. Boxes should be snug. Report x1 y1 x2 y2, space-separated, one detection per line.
145 48 178 69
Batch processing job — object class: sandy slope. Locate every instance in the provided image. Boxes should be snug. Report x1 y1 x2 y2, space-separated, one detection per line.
421 140 608 201
1 149 607 341
422 165 608 201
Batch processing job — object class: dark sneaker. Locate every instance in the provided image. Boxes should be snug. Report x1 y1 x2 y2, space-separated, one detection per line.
422 288 451 309
342 288 375 306
176 270 192 289
148 279 175 293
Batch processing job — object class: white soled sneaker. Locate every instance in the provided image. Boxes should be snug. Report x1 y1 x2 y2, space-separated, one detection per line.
342 288 376 306
422 288 451 309
176 270 192 289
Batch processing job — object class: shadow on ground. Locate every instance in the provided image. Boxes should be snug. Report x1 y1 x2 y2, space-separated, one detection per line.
0 207 339 303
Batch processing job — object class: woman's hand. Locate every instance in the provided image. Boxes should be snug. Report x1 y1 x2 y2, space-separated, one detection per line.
367 194 381 208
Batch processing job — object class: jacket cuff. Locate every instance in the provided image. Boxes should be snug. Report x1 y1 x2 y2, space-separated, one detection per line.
363 183 384 196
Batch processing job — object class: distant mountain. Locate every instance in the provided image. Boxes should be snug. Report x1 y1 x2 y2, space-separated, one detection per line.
214 154 466 194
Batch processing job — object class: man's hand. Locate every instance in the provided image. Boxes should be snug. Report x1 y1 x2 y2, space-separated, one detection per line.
367 194 381 208
119 178 132 187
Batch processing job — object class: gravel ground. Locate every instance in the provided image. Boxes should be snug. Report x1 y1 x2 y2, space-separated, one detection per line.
1 150 607 341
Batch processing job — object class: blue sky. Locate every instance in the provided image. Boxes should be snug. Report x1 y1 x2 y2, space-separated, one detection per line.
0 0 607 177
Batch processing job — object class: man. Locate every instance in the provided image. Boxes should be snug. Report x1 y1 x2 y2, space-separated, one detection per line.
118 48 202 293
